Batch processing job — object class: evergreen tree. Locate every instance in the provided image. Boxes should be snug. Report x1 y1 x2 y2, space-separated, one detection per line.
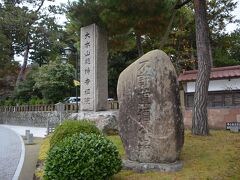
66 0 176 57
192 0 211 135
0 0 64 85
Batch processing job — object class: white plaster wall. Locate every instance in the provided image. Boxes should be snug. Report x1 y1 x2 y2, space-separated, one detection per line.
186 78 240 92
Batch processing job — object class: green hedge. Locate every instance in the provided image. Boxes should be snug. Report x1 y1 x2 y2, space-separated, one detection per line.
50 120 101 148
44 133 122 180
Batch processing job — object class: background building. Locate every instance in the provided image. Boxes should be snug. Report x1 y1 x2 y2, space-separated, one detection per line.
178 65 240 129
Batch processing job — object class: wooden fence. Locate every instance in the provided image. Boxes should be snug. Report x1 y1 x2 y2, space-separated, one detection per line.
0 101 119 112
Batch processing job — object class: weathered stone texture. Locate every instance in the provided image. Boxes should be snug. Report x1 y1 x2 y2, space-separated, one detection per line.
117 50 184 163
122 159 183 172
80 23 108 111
69 111 118 134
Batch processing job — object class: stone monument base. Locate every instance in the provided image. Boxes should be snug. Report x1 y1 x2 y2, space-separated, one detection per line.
68 111 119 135
122 159 183 173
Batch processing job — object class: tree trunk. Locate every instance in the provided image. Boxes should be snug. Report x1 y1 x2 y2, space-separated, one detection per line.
16 0 45 86
192 0 211 135
16 35 30 85
136 33 144 57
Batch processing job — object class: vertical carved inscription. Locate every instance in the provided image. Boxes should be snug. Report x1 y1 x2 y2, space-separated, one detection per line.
80 25 95 110
136 60 152 155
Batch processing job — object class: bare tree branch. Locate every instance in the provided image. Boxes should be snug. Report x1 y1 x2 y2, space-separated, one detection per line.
34 0 45 14
159 0 192 49
159 9 177 49
175 0 192 9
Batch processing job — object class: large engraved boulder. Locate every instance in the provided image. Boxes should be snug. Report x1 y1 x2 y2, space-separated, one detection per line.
117 50 184 163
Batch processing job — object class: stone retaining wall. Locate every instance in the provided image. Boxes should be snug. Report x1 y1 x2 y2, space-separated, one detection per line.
0 111 64 127
184 107 240 129
0 111 119 134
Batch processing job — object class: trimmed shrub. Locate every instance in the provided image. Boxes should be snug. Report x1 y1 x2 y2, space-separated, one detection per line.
44 133 122 180
50 120 101 148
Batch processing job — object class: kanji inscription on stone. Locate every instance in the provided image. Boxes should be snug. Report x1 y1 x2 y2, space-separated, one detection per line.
80 24 108 111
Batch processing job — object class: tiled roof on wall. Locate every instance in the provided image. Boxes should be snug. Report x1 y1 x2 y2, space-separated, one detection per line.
178 65 240 82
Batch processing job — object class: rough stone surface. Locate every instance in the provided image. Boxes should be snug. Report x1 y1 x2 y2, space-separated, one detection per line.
68 111 119 134
80 23 108 111
117 49 184 163
122 159 183 173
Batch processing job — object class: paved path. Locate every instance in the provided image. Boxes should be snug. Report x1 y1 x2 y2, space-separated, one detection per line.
0 126 25 180
1 125 47 138
19 137 42 180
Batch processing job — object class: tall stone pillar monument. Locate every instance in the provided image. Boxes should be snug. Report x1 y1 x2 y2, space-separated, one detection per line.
80 24 108 111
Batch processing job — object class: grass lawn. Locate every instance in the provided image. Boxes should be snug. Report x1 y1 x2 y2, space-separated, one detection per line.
35 130 240 179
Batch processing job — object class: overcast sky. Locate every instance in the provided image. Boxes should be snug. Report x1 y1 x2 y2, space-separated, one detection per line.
225 1 240 32
44 0 74 24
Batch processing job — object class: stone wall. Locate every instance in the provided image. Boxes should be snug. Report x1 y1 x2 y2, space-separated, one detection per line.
0 111 119 133
184 107 240 129
0 111 63 127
